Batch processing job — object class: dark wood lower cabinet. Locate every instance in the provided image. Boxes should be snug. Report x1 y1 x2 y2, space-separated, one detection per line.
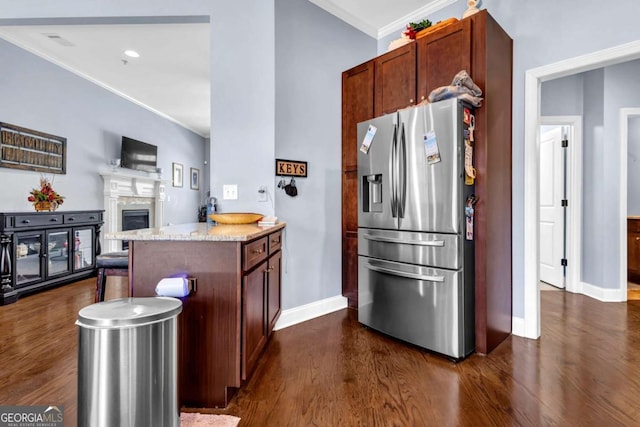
628 218 640 282
242 258 268 380
129 226 284 409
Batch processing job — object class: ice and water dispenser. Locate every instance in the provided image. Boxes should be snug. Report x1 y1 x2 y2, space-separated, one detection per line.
362 174 383 213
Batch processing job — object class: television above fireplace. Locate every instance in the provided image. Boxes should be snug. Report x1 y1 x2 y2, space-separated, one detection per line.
121 136 158 173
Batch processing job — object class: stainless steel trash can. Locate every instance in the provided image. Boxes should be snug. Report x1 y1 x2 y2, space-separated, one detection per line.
77 297 183 427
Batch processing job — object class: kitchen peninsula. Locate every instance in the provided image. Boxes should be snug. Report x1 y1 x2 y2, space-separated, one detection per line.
107 221 285 409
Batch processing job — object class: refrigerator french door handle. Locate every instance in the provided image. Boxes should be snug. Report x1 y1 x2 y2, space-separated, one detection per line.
389 124 398 218
365 263 445 282
398 122 407 218
363 234 445 247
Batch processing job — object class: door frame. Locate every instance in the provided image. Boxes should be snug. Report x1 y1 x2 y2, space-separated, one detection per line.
523 40 640 339
539 116 582 293
619 108 640 300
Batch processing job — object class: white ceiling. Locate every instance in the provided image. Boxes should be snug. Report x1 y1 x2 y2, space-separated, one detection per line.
0 0 452 138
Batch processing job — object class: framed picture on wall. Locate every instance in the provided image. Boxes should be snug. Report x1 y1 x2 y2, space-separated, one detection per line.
172 162 183 187
190 167 200 190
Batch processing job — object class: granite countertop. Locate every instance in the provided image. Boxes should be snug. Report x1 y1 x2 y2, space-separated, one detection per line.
105 221 285 242
629 216 640 220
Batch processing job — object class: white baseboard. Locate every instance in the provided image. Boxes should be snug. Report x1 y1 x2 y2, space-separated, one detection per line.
580 281 626 302
273 295 348 331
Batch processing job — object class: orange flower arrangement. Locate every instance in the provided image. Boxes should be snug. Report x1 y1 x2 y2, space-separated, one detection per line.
28 176 64 209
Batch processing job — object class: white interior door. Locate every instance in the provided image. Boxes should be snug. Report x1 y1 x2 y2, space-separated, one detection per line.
539 126 565 288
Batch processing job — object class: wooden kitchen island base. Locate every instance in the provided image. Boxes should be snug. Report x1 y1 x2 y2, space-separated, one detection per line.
109 222 284 409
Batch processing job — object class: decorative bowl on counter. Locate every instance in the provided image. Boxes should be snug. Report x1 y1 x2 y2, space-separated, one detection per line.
208 213 263 224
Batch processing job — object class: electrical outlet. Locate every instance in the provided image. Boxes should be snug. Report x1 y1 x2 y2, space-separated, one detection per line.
258 185 267 202
222 184 238 200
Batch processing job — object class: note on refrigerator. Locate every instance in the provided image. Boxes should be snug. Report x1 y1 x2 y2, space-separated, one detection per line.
423 131 441 164
360 125 377 154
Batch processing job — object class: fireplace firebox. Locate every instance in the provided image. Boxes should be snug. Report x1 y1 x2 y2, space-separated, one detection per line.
122 209 149 250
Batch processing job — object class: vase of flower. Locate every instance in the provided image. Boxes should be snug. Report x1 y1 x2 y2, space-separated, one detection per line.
28 176 64 212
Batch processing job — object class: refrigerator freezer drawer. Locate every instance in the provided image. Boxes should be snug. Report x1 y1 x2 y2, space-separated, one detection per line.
358 256 474 359
358 228 461 270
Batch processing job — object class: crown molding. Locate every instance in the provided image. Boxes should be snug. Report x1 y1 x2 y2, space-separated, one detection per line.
378 0 457 39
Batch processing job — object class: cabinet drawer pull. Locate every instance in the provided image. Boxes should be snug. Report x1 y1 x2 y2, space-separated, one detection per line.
271 238 280 244
50 218 59 222
89 216 96 220
252 248 264 254
68 217 75 221
22 219 30 224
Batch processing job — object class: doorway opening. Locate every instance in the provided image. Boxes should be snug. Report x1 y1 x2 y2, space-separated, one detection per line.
620 109 640 300
523 41 640 339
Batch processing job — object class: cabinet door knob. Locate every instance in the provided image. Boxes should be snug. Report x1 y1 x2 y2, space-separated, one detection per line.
409 99 414 103
636 237 640 241
421 95 425 100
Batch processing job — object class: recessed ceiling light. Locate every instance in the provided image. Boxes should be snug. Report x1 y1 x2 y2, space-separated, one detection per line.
123 50 140 58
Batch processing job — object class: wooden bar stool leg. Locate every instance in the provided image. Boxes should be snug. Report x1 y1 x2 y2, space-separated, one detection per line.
96 268 107 303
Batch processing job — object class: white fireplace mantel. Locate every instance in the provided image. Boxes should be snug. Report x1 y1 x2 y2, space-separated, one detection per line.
100 170 168 253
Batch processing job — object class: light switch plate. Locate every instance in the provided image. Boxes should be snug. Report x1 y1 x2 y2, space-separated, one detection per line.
223 184 238 200
258 185 267 202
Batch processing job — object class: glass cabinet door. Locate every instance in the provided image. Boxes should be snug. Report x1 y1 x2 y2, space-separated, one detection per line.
73 228 94 271
15 232 44 286
47 229 71 277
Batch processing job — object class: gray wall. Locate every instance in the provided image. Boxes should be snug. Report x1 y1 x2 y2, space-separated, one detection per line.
629 117 640 215
274 0 376 308
581 69 605 287
209 1 275 214
378 0 640 317
0 37 205 224
541 74 584 117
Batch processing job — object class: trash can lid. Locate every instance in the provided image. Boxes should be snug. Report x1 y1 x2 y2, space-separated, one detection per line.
77 297 183 329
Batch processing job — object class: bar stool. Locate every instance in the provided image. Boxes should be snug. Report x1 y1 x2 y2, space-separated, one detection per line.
95 251 129 302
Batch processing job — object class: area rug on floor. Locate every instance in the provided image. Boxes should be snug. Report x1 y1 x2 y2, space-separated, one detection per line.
180 413 240 427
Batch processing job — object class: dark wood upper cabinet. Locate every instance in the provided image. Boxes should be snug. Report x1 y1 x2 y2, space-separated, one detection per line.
342 61 375 172
416 19 471 102
374 43 416 116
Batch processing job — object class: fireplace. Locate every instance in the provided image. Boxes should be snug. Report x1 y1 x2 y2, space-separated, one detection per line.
121 209 150 250
101 171 166 253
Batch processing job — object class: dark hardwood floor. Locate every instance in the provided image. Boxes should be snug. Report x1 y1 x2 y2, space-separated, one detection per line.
1 278 640 426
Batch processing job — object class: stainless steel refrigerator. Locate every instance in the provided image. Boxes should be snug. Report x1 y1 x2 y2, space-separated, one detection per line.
357 98 476 359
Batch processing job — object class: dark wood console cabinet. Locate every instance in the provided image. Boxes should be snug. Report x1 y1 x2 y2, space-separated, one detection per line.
0 210 103 305
341 10 513 354
628 218 640 282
